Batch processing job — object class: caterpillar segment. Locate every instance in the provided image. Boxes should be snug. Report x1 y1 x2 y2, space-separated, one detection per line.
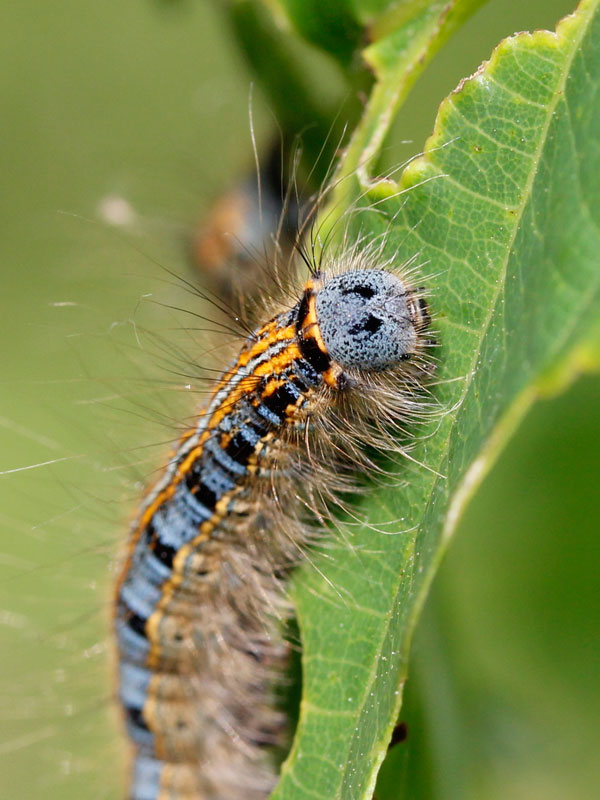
115 266 431 800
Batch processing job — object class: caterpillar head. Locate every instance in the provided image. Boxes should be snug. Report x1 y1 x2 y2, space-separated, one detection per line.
315 269 428 373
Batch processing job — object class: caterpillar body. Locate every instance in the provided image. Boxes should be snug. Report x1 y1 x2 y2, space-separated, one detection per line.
115 235 433 799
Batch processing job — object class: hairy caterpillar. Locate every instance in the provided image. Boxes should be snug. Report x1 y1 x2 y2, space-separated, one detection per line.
114 193 434 799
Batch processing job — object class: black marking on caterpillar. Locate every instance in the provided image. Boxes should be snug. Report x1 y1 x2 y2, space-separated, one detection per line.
115 187 436 799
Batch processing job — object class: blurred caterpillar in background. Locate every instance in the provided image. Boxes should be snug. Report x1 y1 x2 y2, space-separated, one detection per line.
114 150 435 799
190 142 299 317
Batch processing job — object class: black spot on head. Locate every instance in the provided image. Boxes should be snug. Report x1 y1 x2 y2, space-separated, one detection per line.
342 284 375 299
316 269 422 372
349 314 382 336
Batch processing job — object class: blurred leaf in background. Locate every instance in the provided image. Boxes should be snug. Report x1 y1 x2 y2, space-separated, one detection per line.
0 2 598 800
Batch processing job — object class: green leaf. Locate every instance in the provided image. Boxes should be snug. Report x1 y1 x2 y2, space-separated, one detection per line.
272 1 600 798
227 1 485 179
272 0 363 64
273 0 486 66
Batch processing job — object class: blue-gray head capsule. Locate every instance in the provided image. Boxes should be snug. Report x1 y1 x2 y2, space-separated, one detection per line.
315 269 426 372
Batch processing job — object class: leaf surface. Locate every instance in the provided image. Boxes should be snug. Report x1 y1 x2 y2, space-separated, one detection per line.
272 1 600 798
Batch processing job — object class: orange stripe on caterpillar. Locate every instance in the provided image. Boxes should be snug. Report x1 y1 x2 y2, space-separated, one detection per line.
115 263 433 799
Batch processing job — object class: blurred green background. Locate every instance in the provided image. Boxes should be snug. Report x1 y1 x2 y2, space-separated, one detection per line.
1 1 598 799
